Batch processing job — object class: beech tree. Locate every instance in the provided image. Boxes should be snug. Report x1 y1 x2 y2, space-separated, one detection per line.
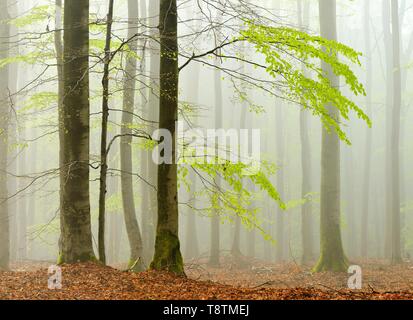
120 0 145 271
59 0 95 263
150 0 184 274
0 0 10 270
313 0 347 272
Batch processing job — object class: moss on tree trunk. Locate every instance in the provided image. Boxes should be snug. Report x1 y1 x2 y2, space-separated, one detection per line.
150 230 184 274
150 0 184 276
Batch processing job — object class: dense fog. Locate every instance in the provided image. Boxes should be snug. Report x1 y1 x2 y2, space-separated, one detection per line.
0 0 411 282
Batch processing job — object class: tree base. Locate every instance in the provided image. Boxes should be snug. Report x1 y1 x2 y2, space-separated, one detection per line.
57 252 97 265
150 230 185 275
312 255 348 272
128 257 146 272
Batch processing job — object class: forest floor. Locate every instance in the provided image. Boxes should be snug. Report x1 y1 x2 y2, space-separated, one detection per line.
1 257 413 300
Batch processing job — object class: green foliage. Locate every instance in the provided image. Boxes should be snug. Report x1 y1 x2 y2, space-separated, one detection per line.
0 50 54 68
12 5 52 27
241 23 371 143
179 157 285 239
19 92 57 114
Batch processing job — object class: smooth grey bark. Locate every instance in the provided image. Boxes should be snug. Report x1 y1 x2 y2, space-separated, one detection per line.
0 2 10 270
231 101 248 259
399 16 413 258
8 1 18 263
209 41 223 267
120 0 145 271
54 0 65 261
297 0 314 264
59 0 95 263
313 0 348 272
17 131 27 260
142 0 159 262
231 43 248 260
390 0 402 264
184 55 200 261
150 0 184 274
361 0 372 257
382 0 393 259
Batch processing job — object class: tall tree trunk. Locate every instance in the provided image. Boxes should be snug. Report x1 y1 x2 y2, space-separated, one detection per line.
361 0 372 258
313 0 348 272
297 0 314 265
184 54 200 261
0 2 10 270
98 0 115 265
150 0 184 275
54 0 65 260
8 1 18 264
383 0 393 259
209 42 223 267
231 44 248 260
142 0 159 262
59 0 95 263
398 19 413 259
390 0 402 264
121 0 145 271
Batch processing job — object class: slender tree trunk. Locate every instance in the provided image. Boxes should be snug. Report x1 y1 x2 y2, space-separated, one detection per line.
399 24 413 260
297 0 314 265
390 0 402 264
383 0 393 259
184 56 200 261
8 1 18 264
150 0 184 275
54 1 65 260
59 0 95 263
120 0 145 271
209 44 223 267
142 0 159 262
231 66 248 259
17 134 27 260
313 0 348 272
0 2 10 270
98 0 115 265
8 129 17 263
361 0 372 258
